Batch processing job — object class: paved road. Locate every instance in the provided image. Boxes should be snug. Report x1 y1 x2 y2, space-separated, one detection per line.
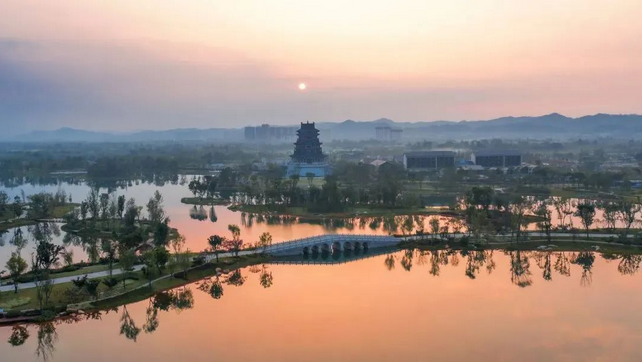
0 265 145 293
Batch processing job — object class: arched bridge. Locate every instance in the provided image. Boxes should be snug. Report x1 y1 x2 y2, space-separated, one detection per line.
262 234 399 256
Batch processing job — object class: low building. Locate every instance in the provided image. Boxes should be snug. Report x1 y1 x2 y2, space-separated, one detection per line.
471 150 522 167
403 151 455 171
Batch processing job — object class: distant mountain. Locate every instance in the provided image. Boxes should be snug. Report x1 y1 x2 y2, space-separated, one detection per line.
13 127 243 143
317 113 642 141
7 113 641 142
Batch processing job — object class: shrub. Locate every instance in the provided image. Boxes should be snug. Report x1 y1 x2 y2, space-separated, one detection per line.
102 278 119 288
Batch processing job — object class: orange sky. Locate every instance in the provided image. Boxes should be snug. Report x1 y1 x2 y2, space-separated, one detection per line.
0 0 640 133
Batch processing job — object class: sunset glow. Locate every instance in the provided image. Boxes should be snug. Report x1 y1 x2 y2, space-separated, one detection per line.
0 0 640 134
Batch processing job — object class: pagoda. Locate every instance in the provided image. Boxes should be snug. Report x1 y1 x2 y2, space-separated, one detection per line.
286 122 330 177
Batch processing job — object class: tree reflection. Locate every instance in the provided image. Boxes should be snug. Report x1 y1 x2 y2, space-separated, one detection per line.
35 322 57 362
554 252 571 277
400 250 413 271
119 306 141 342
8 325 29 346
572 252 595 287
509 251 532 287
224 269 246 286
259 265 274 288
534 251 553 281
384 254 395 270
617 254 641 276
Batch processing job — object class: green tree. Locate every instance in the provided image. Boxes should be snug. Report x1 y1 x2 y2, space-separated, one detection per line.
207 235 226 262
257 232 273 253
6 252 28 294
575 202 596 239
119 247 137 289
153 247 170 274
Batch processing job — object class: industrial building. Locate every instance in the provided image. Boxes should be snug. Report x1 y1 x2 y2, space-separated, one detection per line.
403 151 456 171
471 151 522 167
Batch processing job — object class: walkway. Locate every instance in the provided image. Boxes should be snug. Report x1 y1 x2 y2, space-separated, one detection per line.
0 265 144 293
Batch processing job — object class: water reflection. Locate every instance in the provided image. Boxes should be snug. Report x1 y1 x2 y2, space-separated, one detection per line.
2 249 640 361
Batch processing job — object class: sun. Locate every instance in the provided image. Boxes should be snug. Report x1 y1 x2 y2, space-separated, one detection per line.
298 83 306 90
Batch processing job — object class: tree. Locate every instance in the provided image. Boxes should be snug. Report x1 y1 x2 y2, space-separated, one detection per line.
429 217 440 240
153 218 170 247
509 196 533 241
226 224 243 256
99 193 110 219
142 251 156 288
6 252 28 293
32 238 64 310
101 239 118 280
119 247 137 289
12 196 23 218
170 234 191 278
207 235 226 262
616 200 642 237
599 201 619 232
123 198 140 229
117 195 126 219
61 248 74 267
153 247 170 274
146 190 165 224
87 189 100 220
575 202 596 239
257 232 273 253
533 202 553 242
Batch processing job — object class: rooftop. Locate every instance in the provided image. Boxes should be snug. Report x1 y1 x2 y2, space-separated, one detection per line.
404 151 456 157
472 150 521 157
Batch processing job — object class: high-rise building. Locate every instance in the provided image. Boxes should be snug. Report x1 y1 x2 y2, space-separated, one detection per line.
375 126 403 142
244 124 297 142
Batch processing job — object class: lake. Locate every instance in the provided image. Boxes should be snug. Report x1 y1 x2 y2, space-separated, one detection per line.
0 177 640 362
0 249 640 362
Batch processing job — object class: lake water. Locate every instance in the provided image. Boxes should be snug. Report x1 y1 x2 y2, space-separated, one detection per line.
0 177 638 269
0 178 640 361
0 249 640 362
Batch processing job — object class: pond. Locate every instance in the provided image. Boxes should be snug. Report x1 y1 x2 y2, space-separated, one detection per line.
0 249 640 362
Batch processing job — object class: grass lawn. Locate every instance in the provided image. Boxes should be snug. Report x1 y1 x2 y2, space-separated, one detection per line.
0 271 149 311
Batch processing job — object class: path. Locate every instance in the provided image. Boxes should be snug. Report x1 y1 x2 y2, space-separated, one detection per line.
0 265 145 293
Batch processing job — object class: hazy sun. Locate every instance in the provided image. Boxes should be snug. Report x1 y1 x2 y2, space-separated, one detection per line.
298 83 306 90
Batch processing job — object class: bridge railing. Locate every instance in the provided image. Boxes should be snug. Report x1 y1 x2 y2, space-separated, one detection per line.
263 234 398 253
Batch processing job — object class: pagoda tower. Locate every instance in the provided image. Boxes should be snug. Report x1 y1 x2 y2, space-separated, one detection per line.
286 122 330 177
291 122 326 163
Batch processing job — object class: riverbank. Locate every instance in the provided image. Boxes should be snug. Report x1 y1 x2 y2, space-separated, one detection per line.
181 197 230 206
228 204 459 219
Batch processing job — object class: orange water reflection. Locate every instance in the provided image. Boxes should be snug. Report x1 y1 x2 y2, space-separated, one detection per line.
0 250 640 362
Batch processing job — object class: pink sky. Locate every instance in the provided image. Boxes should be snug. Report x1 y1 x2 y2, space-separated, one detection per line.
0 0 640 133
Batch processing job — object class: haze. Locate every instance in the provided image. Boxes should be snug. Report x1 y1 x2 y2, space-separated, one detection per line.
0 0 640 136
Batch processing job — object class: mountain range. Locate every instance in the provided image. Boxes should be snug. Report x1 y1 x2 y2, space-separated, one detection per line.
5 113 641 142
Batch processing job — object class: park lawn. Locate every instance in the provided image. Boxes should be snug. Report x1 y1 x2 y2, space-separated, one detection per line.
91 254 269 310
0 271 149 311
49 204 79 218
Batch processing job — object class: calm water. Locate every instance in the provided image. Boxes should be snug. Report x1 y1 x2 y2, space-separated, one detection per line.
0 250 640 362
0 178 641 361
1 177 638 268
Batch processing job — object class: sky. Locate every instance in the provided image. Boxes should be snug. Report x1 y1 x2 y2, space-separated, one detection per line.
0 0 641 135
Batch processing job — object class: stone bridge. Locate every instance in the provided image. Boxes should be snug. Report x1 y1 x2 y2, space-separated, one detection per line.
262 234 399 256
266 246 396 266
